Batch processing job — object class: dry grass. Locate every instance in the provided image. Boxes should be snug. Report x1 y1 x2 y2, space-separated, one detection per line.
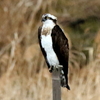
0 60 100 100
0 0 100 100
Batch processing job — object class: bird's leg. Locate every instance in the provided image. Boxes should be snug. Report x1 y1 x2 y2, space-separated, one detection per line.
49 66 53 73
55 65 63 71
49 65 63 72
58 65 63 68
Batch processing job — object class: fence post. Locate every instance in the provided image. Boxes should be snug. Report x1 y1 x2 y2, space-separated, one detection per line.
52 68 61 100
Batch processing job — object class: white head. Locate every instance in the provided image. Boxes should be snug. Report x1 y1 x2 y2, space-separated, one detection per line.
41 14 57 24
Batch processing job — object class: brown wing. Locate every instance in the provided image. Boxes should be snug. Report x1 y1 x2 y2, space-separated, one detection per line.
51 25 70 89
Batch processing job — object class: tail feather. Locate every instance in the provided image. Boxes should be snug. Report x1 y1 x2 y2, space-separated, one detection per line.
66 85 70 90
60 69 70 90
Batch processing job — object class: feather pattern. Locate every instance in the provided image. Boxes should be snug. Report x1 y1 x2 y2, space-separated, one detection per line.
38 14 70 90
51 25 70 90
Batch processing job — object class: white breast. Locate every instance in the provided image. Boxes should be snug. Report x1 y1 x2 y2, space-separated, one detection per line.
41 33 59 66
41 19 59 66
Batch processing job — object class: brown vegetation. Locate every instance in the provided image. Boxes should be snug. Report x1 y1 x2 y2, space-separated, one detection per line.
0 0 100 100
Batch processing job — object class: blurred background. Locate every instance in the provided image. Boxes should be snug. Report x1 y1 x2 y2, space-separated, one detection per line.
0 0 100 100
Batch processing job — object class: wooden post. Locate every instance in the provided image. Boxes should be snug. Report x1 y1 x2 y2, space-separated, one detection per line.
52 68 61 100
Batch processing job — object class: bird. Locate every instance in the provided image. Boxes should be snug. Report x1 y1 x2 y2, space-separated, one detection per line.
38 13 70 90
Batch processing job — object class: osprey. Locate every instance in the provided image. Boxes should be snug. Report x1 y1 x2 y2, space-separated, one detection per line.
38 14 70 90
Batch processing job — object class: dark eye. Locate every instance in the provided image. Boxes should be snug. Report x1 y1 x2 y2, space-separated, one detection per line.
45 16 47 19
49 18 53 20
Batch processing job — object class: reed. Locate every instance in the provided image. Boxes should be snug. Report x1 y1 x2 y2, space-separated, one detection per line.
0 0 100 100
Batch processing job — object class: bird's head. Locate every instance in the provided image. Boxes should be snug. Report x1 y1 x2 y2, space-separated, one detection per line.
41 14 57 24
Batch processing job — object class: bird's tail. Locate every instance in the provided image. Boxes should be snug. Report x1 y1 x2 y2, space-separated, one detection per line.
66 84 70 90
60 70 70 90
